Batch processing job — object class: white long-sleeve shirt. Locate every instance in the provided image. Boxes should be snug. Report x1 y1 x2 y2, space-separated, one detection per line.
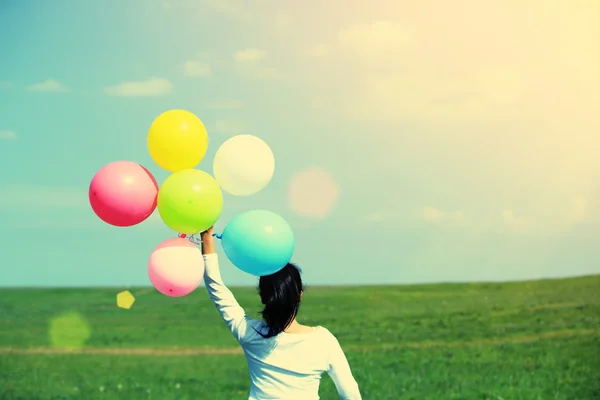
203 253 362 400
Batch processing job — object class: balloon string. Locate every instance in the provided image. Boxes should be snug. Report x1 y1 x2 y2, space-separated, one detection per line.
177 232 221 242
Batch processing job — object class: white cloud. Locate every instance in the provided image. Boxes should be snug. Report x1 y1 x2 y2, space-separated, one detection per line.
365 204 586 232
423 207 465 223
0 130 17 140
231 48 280 80
211 120 246 134
201 100 244 110
26 79 68 93
182 60 211 77
104 77 172 97
233 48 266 63
0 185 87 208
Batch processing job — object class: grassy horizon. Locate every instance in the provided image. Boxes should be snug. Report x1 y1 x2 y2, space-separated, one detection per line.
1 275 599 399
3 272 600 290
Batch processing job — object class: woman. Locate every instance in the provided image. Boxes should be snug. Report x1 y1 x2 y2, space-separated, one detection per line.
200 227 362 400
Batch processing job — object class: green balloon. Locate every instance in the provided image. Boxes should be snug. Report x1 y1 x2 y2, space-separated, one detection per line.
158 169 223 234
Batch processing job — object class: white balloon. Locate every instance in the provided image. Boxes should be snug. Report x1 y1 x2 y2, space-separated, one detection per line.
213 135 275 196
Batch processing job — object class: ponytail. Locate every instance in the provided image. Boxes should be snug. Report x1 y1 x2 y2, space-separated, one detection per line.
257 263 305 338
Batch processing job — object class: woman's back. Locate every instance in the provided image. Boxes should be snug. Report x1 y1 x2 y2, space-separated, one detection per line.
242 323 358 399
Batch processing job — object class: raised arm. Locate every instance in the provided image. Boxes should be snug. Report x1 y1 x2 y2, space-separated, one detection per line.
201 229 251 343
326 333 362 400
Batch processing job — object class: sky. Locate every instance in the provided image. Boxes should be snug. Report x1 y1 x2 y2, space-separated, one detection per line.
0 0 599 287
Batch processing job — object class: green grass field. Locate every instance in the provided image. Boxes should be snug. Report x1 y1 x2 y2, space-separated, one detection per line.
1 275 599 400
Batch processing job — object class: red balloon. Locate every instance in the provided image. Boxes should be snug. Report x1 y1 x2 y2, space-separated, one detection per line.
89 161 158 227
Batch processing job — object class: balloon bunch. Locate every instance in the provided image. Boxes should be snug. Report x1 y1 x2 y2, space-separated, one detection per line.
89 110 295 298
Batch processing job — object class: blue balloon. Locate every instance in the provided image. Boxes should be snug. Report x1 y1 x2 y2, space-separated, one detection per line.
221 210 295 276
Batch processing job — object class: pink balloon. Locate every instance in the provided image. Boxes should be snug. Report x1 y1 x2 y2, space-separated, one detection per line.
89 161 159 227
154 237 196 251
148 238 204 297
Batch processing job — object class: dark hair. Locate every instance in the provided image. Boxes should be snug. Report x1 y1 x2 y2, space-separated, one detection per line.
257 263 305 338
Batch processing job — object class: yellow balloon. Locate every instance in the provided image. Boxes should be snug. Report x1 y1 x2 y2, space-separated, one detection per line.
148 110 209 172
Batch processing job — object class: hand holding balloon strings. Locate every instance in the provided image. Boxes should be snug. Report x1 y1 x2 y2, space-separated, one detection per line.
176 231 220 246
178 233 202 246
